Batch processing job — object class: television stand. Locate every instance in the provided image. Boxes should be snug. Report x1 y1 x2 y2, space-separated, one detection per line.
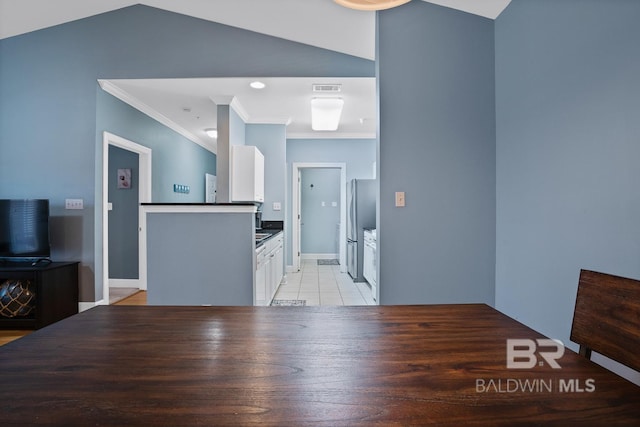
0 262 79 330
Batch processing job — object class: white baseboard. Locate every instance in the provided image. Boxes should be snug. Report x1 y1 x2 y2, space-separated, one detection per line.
79 301 100 312
109 279 140 288
301 253 339 260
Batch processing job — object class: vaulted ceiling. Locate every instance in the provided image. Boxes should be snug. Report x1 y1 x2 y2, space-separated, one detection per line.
0 0 511 149
0 0 511 60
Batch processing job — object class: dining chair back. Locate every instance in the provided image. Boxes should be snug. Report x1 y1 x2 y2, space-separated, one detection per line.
570 269 640 372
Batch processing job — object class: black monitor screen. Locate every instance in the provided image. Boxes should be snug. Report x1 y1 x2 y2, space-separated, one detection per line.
0 199 51 258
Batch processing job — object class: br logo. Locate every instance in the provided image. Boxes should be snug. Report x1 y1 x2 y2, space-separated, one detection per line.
507 339 564 369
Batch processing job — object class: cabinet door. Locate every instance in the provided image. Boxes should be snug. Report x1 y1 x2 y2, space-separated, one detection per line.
275 244 284 289
264 255 273 304
269 251 278 302
255 263 267 306
231 146 264 203
363 242 372 284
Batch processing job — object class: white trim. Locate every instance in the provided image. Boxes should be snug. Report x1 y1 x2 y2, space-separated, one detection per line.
102 132 152 306
301 253 339 260
292 162 347 273
99 80 216 154
210 96 251 123
79 301 99 312
109 279 140 289
287 131 376 139
248 116 292 125
230 97 250 122
142 205 257 214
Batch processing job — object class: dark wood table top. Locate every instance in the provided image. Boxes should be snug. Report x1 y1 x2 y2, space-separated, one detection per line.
0 304 638 426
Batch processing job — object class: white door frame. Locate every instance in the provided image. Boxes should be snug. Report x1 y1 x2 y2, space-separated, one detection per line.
292 162 347 272
102 132 152 304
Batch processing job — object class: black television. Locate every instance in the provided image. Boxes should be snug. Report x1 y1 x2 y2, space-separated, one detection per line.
0 199 51 262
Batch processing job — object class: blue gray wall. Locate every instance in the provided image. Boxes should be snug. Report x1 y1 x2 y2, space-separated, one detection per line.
98 90 216 204
286 138 376 265
495 0 640 384
98 89 217 287
287 139 376 181
300 168 342 255
247 124 287 221
377 2 496 305
0 5 373 301
146 211 255 305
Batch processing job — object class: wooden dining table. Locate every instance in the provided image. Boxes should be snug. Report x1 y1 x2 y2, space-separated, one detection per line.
0 304 638 426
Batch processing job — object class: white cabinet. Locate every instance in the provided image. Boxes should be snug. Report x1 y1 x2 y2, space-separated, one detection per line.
363 230 377 301
254 232 284 306
255 246 268 306
231 145 264 203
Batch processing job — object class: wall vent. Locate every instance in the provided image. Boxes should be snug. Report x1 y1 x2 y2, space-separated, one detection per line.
312 84 342 93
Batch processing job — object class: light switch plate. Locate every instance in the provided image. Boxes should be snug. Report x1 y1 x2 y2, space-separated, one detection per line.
395 192 405 207
273 202 281 211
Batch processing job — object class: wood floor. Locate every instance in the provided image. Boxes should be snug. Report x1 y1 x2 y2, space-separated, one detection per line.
0 291 147 347
114 290 147 306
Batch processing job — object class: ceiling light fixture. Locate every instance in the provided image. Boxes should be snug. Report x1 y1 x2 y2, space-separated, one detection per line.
250 81 266 89
205 128 218 139
334 0 412 11
311 98 344 131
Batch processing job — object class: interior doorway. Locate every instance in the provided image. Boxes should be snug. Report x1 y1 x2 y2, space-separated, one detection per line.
292 163 346 273
101 132 152 305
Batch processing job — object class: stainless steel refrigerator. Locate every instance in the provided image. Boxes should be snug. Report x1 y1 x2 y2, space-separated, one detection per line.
346 179 376 282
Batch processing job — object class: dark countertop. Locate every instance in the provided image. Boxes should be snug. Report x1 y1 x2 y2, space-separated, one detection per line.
141 203 257 206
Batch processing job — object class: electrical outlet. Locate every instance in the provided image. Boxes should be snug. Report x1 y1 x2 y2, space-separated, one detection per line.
395 192 405 207
65 198 84 210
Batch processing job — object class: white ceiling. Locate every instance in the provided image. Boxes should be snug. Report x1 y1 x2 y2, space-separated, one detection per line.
1 0 511 151
0 0 511 59
101 77 377 151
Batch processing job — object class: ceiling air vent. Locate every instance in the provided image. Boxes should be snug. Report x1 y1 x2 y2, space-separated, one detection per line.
312 84 342 93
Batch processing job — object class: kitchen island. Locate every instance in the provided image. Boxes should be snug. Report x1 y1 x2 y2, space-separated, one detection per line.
142 203 258 306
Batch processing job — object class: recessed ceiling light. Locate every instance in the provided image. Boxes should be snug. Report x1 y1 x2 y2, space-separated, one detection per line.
205 128 218 139
250 81 266 89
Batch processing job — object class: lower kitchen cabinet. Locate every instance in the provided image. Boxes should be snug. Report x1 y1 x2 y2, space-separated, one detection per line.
255 232 284 306
363 230 377 302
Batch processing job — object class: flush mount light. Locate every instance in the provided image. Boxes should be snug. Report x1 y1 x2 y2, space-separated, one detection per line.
334 0 411 11
250 81 266 89
311 98 344 131
205 128 218 139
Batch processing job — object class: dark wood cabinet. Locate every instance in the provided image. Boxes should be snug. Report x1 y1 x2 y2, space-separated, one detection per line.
0 262 79 329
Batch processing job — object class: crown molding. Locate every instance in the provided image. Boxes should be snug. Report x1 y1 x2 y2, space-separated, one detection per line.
209 95 251 124
287 131 376 139
247 116 292 126
99 80 216 154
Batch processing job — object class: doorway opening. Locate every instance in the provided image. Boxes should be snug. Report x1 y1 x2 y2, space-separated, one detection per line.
291 163 346 273
101 132 152 305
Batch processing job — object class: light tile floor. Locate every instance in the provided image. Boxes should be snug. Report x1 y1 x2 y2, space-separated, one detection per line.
274 259 376 306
